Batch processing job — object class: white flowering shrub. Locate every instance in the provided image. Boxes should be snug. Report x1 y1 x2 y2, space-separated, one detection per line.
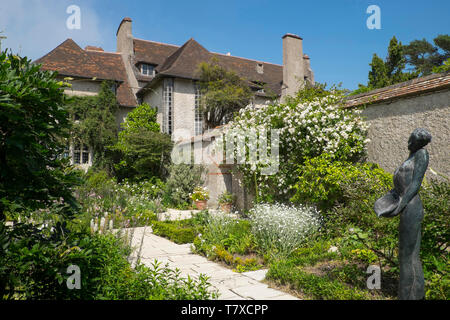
221 85 369 202
249 203 322 257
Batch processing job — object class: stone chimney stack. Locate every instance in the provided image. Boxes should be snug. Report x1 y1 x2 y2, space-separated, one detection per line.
116 17 133 56
116 17 139 95
282 33 305 98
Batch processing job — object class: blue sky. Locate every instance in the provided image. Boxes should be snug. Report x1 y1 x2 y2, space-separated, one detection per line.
1 0 449 90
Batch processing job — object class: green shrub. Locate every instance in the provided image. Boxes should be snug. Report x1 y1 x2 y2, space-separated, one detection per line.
291 153 392 210
164 164 205 207
249 203 322 258
266 259 371 300
151 220 198 244
1 224 217 300
222 83 369 203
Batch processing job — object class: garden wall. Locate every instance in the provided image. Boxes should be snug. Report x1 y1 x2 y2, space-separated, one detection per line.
346 72 450 179
361 89 450 178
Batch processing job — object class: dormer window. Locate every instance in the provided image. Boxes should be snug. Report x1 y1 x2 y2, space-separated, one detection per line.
140 63 155 76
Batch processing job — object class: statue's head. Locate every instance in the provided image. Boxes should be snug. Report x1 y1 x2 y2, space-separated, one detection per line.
408 128 432 152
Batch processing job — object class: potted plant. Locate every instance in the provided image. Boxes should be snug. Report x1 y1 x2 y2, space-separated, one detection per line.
218 191 235 213
190 186 209 210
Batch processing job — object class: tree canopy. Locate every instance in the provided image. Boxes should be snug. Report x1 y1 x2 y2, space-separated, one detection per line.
197 60 254 129
353 34 449 95
0 52 79 219
111 103 172 180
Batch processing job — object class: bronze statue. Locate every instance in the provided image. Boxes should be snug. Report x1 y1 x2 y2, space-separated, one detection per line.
374 128 431 300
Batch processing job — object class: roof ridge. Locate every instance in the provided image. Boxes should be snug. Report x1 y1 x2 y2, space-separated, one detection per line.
211 51 282 67
133 37 180 48
34 38 78 64
159 38 209 74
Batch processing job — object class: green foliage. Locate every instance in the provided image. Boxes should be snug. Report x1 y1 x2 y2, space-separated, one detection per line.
0 51 80 219
225 83 368 203
432 58 450 73
111 103 172 181
266 259 371 300
363 37 418 92
404 34 450 76
151 220 200 244
355 34 450 94
66 81 119 171
119 103 160 133
190 186 209 202
113 128 172 181
164 164 204 207
193 215 255 257
218 191 235 205
291 153 393 210
1 225 217 299
197 59 254 128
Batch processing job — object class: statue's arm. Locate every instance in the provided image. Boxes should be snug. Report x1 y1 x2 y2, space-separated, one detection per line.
394 149 429 215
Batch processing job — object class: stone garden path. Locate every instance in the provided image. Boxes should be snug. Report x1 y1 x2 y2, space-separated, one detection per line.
124 225 299 300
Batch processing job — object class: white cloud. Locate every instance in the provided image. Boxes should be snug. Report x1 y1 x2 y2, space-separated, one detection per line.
0 0 111 60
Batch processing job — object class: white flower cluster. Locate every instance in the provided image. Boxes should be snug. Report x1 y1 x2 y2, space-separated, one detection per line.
222 92 369 199
249 203 322 257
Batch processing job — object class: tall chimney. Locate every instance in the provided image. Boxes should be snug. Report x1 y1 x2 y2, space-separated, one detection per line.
116 17 133 56
116 17 139 95
282 33 304 98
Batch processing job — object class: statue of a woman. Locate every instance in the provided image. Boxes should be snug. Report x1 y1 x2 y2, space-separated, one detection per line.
374 128 431 300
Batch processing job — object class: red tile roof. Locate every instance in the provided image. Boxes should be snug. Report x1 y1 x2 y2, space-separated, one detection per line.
345 72 450 108
34 39 136 106
134 38 283 96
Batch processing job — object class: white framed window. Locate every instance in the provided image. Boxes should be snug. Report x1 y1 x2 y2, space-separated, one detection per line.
73 140 90 165
140 63 155 76
194 82 203 136
163 78 174 135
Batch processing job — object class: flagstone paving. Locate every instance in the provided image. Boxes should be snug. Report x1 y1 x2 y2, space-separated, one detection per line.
123 226 299 300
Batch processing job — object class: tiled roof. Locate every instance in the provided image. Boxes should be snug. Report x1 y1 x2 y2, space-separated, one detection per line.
133 38 179 65
345 72 450 108
134 38 283 96
34 39 136 106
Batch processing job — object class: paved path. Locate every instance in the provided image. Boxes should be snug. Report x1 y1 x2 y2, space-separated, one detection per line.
123 226 299 300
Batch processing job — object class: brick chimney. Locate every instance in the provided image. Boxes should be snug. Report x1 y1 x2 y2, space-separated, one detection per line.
282 33 305 98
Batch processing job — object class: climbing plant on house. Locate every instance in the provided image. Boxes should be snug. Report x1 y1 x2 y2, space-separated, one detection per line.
66 80 119 172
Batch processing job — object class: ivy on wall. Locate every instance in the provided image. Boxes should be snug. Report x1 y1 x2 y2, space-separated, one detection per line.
65 80 119 171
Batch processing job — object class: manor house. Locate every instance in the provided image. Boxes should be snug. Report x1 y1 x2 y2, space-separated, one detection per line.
35 17 314 169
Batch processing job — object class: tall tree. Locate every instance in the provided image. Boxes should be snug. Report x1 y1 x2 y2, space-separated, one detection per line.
368 53 389 89
0 52 79 219
197 60 254 129
111 103 172 180
404 34 450 76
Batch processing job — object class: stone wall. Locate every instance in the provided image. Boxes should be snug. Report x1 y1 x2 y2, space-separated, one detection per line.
362 88 450 178
63 79 101 96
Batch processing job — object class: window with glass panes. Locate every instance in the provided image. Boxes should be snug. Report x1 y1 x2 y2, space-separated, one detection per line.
163 78 174 135
140 63 154 76
194 83 203 136
73 140 89 165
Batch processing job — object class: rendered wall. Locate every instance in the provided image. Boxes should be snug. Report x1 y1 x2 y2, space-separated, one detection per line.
362 89 450 179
